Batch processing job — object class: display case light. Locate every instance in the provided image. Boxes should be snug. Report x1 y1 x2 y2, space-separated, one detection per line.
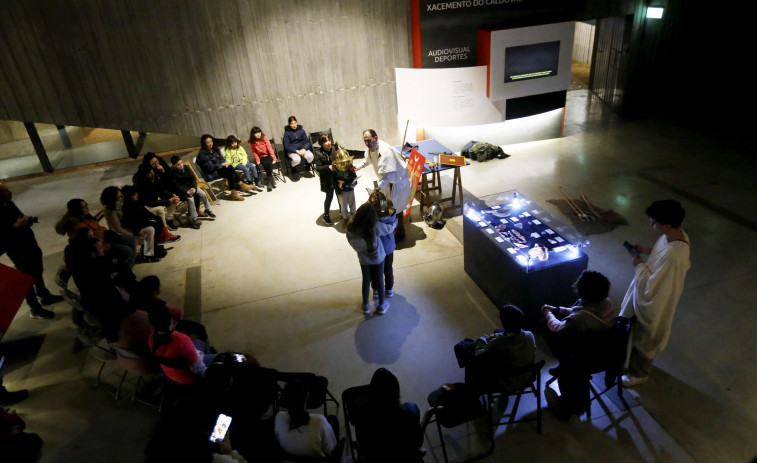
646 6 664 19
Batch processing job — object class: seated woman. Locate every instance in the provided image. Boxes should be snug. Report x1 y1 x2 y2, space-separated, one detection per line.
274 379 338 458
224 135 262 192
100 186 164 263
357 368 423 463
64 228 135 341
55 197 137 268
196 134 250 200
148 304 217 386
248 126 278 192
312 133 337 223
282 116 314 169
121 184 179 245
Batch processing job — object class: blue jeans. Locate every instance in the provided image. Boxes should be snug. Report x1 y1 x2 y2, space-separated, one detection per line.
235 162 259 182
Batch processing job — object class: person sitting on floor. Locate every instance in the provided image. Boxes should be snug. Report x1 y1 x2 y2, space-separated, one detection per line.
357 368 424 463
274 379 338 458
196 134 250 200
55 197 138 268
168 155 216 230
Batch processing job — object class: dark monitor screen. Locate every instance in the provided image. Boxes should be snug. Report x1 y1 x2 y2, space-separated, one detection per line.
505 41 560 83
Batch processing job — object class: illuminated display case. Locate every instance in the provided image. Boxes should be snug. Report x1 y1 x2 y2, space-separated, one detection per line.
463 190 589 320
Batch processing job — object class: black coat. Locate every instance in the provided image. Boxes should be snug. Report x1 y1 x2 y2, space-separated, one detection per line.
313 146 336 192
168 166 198 200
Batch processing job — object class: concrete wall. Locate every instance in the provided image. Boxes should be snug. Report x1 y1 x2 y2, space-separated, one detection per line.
0 0 411 148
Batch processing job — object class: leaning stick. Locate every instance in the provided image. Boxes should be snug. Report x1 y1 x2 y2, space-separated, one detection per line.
581 192 603 217
401 119 410 147
556 187 583 216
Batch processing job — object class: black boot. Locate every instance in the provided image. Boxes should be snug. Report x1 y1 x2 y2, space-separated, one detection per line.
267 176 273 192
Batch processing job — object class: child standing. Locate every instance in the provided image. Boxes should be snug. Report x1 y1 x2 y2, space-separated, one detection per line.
346 203 388 315
369 191 398 300
332 149 357 223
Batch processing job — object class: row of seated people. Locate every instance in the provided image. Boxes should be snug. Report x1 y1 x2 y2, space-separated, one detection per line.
140 269 621 462
196 129 277 199
196 117 323 191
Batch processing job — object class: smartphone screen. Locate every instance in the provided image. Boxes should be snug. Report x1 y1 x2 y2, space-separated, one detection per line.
209 413 232 442
233 354 246 363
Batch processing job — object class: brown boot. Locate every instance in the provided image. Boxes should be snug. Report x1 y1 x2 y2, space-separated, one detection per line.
228 190 245 201
237 181 254 192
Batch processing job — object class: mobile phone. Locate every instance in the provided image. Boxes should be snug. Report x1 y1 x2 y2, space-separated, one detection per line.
623 241 640 256
233 353 246 363
209 413 232 442
0 356 5 371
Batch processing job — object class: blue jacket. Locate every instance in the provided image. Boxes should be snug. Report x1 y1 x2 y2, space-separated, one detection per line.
376 214 398 255
196 148 226 181
282 124 312 153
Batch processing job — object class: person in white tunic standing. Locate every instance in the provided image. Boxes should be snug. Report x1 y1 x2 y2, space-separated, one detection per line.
620 199 690 387
354 129 412 240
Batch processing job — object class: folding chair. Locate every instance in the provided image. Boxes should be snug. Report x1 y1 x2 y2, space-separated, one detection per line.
265 137 286 184
276 371 339 416
108 343 163 407
545 316 631 419
342 384 371 463
424 382 490 463
480 360 545 435
190 155 224 204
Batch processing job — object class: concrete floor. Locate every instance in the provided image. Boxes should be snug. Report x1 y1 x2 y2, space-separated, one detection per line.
2 89 757 463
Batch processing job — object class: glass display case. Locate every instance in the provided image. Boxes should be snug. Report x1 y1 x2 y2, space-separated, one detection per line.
463 190 589 272
463 190 590 319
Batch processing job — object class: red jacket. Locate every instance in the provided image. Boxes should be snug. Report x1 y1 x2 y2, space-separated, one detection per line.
250 136 277 164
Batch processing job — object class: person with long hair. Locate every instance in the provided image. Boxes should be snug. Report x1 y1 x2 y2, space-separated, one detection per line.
346 203 387 315
55 197 138 268
358 368 423 463
282 116 314 172
274 379 338 458
100 186 163 263
312 133 337 223
196 134 249 200
224 135 262 192
121 184 179 245
248 126 278 192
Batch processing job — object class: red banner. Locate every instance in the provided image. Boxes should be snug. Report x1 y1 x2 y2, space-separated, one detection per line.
405 148 426 215
0 263 35 340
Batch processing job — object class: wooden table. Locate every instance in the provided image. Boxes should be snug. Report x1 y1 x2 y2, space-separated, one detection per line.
397 139 467 218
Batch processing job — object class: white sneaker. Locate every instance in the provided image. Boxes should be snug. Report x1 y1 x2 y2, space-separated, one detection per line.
362 304 370 315
376 301 389 315
621 374 648 387
385 289 394 298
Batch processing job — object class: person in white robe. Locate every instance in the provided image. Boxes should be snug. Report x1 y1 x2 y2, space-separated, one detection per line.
355 129 412 239
620 199 690 387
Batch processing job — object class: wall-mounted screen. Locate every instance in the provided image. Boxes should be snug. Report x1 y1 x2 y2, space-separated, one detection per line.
504 41 561 83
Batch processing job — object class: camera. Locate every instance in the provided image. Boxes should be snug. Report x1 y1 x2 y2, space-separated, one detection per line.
623 241 640 257
28 216 39 224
